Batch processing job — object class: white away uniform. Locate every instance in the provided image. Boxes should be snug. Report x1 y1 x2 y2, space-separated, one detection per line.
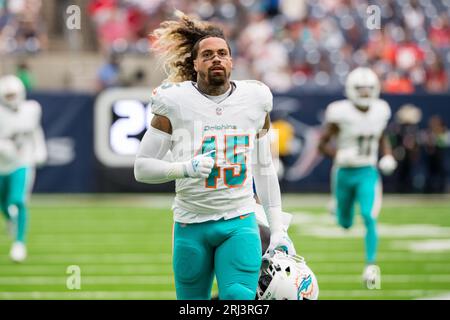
0 100 46 175
324 99 391 168
150 80 272 223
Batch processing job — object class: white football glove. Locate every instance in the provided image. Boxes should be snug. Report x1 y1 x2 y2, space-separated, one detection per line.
0 140 18 162
265 231 296 258
183 150 215 179
378 154 397 176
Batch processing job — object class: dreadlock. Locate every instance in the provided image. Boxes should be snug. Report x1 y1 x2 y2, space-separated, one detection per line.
150 11 229 83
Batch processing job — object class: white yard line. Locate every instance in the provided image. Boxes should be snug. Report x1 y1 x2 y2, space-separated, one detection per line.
0 253 172 263
0 275 174 285
0 289 445 300
0 265 172 274
2 274 449 285
298 252 450 260
290 211 450 239
4 239 171 246
320 290 448 298
416 293 450 300
0 252 447 264
392 239 450 253
29 194 175 209
28 193 450 208
0 291 176 299
317 274 450 282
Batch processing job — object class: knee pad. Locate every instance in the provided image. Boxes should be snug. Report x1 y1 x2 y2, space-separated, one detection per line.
220 283 256 300
173 242 205 284
230 233 261 272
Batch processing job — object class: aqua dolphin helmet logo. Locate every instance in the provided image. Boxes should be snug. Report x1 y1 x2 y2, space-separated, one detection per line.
297 274 313 299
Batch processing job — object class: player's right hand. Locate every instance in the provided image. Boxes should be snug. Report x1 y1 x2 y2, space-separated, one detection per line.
183 150 215 178
0 140 18 162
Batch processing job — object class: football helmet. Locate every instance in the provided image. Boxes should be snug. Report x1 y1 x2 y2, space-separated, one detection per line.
0 75 26 110
345 67 380 109
257 250 319 300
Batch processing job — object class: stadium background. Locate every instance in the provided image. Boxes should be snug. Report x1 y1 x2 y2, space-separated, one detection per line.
0 0 449 300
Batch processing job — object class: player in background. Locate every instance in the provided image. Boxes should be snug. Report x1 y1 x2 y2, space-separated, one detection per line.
318 67 397 288
0 75 47 263
134 12 295 300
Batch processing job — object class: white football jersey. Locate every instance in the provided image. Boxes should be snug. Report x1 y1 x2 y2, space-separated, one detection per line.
150 80 272 223
324 99 391 168
0 100 43 174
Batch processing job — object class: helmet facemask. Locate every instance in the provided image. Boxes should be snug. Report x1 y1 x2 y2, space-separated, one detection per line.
0 75 26 111
1 91 23 110
345 67 380 110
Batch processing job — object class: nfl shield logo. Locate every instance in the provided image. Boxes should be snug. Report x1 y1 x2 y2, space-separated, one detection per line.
216 107 223 115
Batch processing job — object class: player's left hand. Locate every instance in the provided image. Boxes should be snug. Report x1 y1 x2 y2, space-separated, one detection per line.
378 154 397 176
265 231 296 257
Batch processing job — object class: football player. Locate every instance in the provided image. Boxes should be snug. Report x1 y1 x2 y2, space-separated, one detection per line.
318 67 397 288
0 75 47 263
134 12 295 300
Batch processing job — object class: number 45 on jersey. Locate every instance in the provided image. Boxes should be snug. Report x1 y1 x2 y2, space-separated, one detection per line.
198 135 249 189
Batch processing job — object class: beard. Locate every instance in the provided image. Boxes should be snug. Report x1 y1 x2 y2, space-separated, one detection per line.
206 69 228 86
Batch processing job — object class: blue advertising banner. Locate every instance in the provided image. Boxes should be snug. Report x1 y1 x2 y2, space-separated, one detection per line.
30 89 450 193
30 92 96 193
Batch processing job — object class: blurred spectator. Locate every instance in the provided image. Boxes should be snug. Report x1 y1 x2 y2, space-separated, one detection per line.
16 60 34 90
82 0 450 93
96 52 123 92
0 0 47 54
425 56 449 93
2 0 446 93
383 70 415 94
392 31 425 72
88 0 164 54
390 104 422 193
403 0 425 31
423 115 449 193
429 14 450 49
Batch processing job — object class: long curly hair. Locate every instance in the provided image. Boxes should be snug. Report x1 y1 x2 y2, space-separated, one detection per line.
150 11 229 83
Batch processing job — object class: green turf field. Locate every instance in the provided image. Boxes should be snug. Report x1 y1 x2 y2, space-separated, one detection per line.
0 194 449 300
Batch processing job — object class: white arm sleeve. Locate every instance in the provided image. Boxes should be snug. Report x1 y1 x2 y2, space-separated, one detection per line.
252 132 284 235
134 126 185 184
33 127 47 166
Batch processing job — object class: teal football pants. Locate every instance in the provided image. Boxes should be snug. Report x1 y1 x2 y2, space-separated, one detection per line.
173 212 262 300
334 166 381 264
0 167 30 243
